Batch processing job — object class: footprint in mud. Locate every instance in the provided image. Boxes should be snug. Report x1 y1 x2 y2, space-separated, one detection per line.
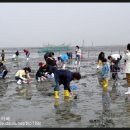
54 98 81 122
80 83 87 87
45 92 54 96
59 112 81 121
89 119 114 128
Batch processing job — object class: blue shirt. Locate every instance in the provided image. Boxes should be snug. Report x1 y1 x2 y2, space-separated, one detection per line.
61 53 68 62
100 63 110 79
54 69 73 86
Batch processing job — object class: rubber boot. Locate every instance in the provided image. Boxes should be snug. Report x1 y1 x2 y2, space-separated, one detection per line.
64 90 70 97
54 91 59 99
54 99 59 108
102 79 108 92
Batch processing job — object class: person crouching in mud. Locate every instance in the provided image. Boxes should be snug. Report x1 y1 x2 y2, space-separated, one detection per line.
99 58 110 92
36 62 48 82
15 67 31 84
45 52 57 79
54 69 81 99
0 61 8 79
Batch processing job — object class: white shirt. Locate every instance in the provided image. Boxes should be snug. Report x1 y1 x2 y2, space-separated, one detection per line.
111 54 121 60
76 48 81 56
123 52 130 73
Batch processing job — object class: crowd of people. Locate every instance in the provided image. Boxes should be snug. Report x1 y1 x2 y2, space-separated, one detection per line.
2 43 130 100
96 43 130 95
0 46 82 99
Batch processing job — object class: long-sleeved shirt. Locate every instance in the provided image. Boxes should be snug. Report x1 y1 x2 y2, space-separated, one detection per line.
24 50 30 56
61 53 68 62
97 60 103 69
75 48 81 56
123 51 130 73
100 63 110 79
36 65 48 76
0 63 7 73
1 52 5 57
54 69 73 92
15 70 29 80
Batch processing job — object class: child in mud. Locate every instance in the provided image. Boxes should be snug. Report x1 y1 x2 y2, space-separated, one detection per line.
36 62 48 82
75 45 82 68
1 49 5 62
44 51 54 62
96 52 106 85
53 69 81 99
12 50 19 61
15 50 19 61
99 58 110 92
0 61 8 79
108 54 122 81
23 49 30 61
97 52 105 70
15 67 31 84
45 52 57 79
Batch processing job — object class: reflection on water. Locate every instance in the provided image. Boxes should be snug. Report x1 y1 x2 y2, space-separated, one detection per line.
109 85 119 103
0 79 8 96
15 84 32 100
102 89 111 114
1 47 130 127
35 81 54 97
88 85 115 128
97 89 114 128
26 61 31 68
54 98 81 123
125 94 130 112
13 62 19 68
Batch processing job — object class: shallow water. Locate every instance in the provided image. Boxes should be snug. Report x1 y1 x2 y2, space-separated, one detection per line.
0 46 130 128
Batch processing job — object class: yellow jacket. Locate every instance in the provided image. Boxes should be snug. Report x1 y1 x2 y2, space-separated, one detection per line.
15 70 27 80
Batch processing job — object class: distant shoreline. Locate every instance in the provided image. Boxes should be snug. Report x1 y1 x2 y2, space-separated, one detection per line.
0 44 126 49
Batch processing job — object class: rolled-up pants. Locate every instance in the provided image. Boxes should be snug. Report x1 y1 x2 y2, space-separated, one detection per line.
126 73 130 87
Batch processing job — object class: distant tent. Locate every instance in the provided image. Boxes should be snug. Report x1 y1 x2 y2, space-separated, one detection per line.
38 45 72 53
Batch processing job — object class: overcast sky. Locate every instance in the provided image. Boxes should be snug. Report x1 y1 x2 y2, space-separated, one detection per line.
0 3 130 47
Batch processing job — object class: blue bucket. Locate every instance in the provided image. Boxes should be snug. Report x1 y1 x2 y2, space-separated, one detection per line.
71 85 77 90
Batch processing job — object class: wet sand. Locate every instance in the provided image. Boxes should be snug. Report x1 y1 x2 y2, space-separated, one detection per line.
0 46 129 128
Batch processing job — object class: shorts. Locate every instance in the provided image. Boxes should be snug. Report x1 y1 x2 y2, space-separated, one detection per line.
75 55 81 61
